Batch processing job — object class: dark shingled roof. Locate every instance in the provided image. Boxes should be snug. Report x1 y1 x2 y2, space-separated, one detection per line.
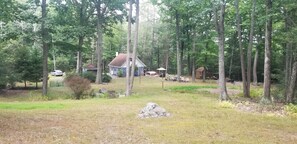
108 53 129 67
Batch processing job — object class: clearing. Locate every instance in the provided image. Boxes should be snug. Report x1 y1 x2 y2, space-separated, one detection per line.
0 77 297 144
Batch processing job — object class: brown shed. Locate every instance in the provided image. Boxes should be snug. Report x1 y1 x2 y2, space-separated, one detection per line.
195 67 205 79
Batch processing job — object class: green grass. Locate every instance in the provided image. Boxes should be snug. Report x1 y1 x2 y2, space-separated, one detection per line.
0 102 66 110
168 85 218 93
0 77 297 143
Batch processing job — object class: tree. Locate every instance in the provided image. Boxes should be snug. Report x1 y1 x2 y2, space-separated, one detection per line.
213 0 230 101
286 62 297 103
51 0 94 75
262 0 273 102
126 0 132 96
14 46 31 88
247 0 256 94
130 0 140 90
92 0 126 84
41 0 49 96
28 48 43 89
235 0 248 98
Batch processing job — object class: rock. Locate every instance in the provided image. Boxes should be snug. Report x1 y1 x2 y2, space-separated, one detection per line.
107 90 118 98
99 88 108 94
138 102 170 118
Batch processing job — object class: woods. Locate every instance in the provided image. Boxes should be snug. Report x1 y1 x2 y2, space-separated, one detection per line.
1 0 297 143
0 0 296 101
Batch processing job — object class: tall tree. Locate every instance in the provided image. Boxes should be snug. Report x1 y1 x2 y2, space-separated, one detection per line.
262 0 273 102
92 0 126 84
126 0 132 96
247 0 256 96
130 0 140 90
213 0 230 101
286 62 297 103
94 0 103 84
41 0 49 96
235 0 248 98
175 9 181 82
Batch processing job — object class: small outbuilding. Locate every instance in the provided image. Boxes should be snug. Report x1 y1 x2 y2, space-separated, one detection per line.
108 53 146 77
196 67 205 79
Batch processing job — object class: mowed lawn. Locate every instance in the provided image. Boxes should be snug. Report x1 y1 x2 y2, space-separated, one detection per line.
0 77 297 144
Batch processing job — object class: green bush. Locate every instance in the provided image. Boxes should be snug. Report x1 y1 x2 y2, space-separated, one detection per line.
238 88 263 98
117 69 123 77
285 104 297 117
82 71 96 82
102 73 112 83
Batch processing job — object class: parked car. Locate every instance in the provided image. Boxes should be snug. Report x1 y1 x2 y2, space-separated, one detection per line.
145 71 157 76
50 70 63 76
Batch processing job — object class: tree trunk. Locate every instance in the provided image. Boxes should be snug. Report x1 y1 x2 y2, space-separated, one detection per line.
285 43 292 89
247 0 256 96
41 0 49 96
286 62 297 103
235 0 248 98
95 1 103 84
126 0 132 96
130 0 139 91
175 10 181 82
228 45 234 79
76 36 83 74
52 49 56 70
253 46 258 85
192 34 196 82
213 0 230 101
263 0 273 102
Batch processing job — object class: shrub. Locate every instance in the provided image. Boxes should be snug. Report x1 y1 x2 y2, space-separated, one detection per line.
285 104 297 117
64 75 91 100
102 73 112 83
82 71 96 82
238 88 263 99
118 69 123 77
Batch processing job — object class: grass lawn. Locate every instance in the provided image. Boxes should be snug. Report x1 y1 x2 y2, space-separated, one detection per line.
0 77 297 143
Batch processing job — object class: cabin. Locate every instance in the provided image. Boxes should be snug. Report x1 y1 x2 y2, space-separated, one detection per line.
108 53 146 77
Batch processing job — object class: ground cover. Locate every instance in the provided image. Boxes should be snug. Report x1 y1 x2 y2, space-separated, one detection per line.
0 77 297 143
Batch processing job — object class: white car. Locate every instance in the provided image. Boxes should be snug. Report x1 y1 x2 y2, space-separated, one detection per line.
51 70 63 76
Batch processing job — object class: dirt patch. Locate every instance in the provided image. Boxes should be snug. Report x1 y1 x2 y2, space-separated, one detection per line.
0 89 29 97
233 100 286 117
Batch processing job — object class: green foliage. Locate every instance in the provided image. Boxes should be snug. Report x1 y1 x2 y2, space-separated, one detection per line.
49 80 64 87
82 71 96 82
238 88 263 99
64 75 91 99
285 104 297 117
102 73 112 83
117 69 123 77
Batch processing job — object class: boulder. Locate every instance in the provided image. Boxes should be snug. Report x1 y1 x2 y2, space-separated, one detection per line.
138 102 170 118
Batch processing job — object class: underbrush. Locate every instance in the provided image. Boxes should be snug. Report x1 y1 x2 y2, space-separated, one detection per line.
285 104 297 117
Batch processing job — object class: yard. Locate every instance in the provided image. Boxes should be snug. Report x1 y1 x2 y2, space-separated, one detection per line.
0 77 297 143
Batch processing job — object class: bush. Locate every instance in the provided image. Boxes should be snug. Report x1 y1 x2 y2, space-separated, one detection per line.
285 104 297 117
64 75 91 99
82 71 96 82
238 88 263 99
117 69 123 77
102 73 112 83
